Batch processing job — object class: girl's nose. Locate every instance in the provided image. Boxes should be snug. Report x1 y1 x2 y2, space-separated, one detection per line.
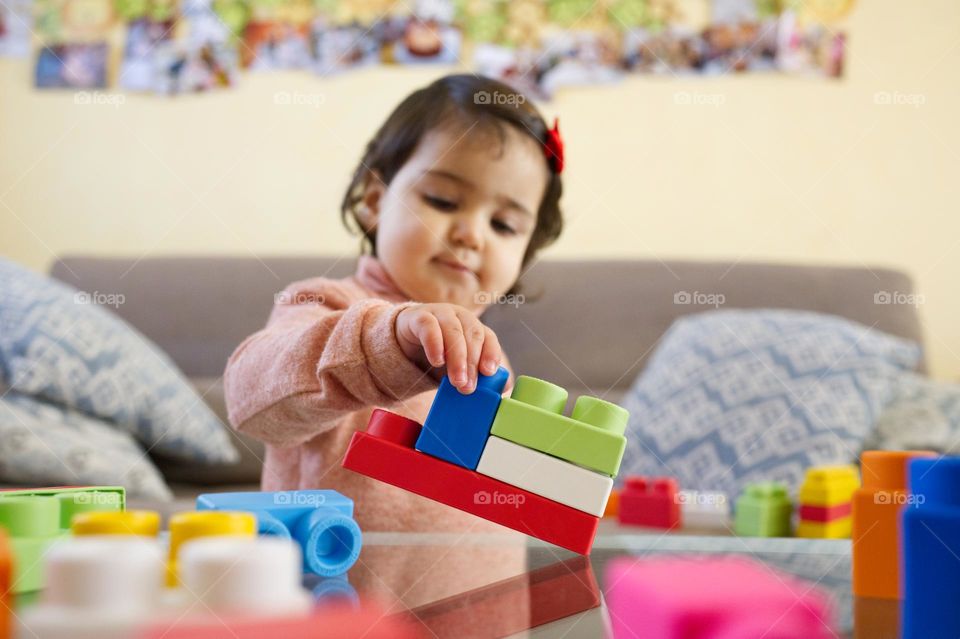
449 215 483 250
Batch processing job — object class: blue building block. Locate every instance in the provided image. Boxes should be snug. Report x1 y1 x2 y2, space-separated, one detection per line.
415 366 509 469
196 490 362 577
902 456 960 639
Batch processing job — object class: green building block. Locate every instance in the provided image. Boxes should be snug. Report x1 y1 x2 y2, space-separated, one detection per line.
734 482 793 537
489 376 629 477
0 486 124 593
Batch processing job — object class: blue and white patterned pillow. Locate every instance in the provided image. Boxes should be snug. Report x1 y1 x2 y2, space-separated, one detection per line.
868 373 960 453
621 310 921 498
0 259 238 464
0 392 173 499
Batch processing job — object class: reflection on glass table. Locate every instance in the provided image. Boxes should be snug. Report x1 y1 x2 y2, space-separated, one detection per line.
346 520 868 639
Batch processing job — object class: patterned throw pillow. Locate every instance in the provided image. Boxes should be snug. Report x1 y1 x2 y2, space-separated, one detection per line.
0 259 238 464
867 373 960 452
0 392 173 499
621 310 921 498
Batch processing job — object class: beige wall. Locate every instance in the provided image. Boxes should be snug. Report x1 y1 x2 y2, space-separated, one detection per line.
1 0 958 378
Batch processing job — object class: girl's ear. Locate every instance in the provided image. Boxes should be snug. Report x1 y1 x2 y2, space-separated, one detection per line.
357 170 385 233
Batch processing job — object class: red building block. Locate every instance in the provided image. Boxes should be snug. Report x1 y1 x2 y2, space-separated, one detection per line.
618 476 682 529
342 409 600 554
798 502 852 523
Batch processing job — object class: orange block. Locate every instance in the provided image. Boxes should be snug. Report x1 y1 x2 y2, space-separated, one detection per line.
604 489 620 518
852 450 936 599
0 527 10 639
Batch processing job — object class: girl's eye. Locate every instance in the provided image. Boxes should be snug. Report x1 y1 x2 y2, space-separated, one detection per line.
423 195 457 211
492 219 517 235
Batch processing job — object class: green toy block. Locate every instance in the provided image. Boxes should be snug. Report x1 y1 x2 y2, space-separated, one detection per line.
0 486 124 593
734 482 793 537
489 376 629 477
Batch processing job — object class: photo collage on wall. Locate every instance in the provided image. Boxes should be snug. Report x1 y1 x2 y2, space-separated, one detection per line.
0 0 854 97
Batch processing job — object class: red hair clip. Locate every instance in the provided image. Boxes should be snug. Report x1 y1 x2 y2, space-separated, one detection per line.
544 117 564 174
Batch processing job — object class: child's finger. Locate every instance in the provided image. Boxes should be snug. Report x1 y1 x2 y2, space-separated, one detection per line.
437 311 469 390
413 312 445 368
458 310 486 393
478 326 502 376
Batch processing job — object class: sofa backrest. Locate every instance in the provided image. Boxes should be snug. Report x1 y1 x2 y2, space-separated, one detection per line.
51 256 926 401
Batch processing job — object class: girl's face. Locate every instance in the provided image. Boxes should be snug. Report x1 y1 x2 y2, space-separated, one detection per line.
361 121 550 314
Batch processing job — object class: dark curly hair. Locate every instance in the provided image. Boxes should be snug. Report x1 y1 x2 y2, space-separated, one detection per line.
340 74 563 285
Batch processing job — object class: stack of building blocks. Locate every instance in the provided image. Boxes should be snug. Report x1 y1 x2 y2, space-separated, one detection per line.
852 450 935 600
733 482 792 537
617 476 681 529
0 486 124 593
796 465 860 538
902 455 959 639
196 490 362 576
604 556 836 638
342 368 629 554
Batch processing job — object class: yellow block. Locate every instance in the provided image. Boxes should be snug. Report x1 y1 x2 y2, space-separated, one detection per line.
166 511 257 586
71 510 160 536
797 516 852 539
798 465 860 507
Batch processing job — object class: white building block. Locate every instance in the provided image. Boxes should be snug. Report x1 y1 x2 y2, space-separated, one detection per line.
476 436 613 516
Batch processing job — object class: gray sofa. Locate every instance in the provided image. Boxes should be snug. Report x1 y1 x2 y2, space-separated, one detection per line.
50 256 926 506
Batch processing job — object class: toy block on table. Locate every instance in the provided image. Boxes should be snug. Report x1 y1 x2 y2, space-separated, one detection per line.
902 456 960 639
167 511 256 587
19 534 313 639
196 490 362 576
603 489 620 518
476 436 614 516
733 482 792 537
678 490 730 530
604 556 836 639
341 408 600 554
852 450 935 600
617 476 681 529
796 465 859 538
0 528 10 639
415 366 509 469
489 376 628 476
72 510 161 536
0 486 124 593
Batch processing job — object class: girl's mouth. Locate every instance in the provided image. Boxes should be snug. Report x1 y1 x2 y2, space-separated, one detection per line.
433 258 478 280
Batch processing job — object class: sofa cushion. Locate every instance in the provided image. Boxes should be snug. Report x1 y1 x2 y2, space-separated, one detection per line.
0 391 172 499
620 309 921 498
867 373 960 452
152 377 265 485
0 259 238 464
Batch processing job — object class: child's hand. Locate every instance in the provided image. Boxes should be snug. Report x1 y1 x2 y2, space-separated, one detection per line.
396 303 503 394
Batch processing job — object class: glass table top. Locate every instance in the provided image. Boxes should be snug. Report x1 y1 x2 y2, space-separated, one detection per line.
14 517 891 638
342 519 872 638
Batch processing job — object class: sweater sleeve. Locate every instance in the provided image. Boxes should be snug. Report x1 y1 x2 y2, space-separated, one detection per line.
224 295 437 447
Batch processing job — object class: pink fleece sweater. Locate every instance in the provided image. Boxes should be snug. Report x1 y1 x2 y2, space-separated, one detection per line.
224 255 516 535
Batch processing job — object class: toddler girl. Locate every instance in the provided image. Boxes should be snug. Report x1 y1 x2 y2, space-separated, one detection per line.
224 74 564 540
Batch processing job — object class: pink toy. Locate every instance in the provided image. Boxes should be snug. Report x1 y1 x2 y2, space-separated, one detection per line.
604 556 835 639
